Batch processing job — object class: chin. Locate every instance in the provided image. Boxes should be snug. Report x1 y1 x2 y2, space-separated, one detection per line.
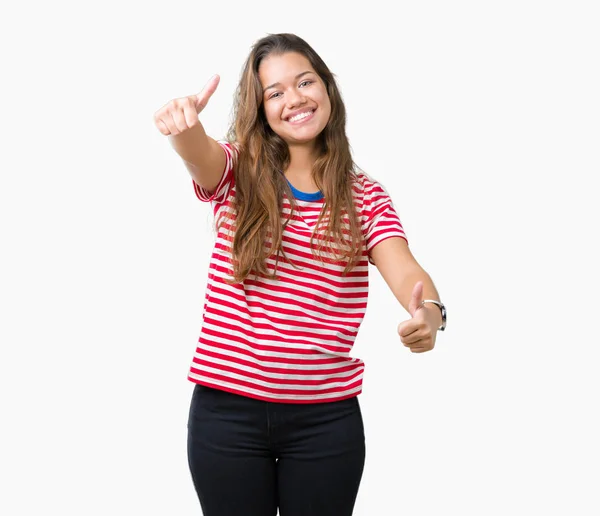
281 126 326 145
284 134 321 146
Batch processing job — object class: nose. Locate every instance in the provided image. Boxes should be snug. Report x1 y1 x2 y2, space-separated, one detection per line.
286 88 307 109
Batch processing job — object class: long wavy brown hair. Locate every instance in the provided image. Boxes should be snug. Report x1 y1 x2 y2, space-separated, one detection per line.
223 33 364 284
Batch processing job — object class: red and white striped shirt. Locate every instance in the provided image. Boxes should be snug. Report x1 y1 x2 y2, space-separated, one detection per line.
188 141 407 403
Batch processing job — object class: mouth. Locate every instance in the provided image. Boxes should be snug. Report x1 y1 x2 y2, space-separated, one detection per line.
286 109 316 124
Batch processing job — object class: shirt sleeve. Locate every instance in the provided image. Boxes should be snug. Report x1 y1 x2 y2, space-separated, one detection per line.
192 140 237 204
362 179 408 264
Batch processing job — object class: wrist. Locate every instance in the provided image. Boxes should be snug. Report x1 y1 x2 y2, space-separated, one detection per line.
422 305 442 326
420 300 447 331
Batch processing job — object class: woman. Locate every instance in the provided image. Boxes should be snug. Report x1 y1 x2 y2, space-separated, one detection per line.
153 32 446 516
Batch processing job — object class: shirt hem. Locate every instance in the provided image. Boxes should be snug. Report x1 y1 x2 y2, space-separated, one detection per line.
187 376 362 404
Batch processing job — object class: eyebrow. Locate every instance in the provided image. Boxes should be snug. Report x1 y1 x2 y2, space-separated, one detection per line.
263 71 314 93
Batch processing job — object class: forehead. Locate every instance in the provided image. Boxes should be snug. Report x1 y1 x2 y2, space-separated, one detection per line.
258 52 316 86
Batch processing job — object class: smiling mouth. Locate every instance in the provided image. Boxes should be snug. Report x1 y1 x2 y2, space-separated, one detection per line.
286 109 315 123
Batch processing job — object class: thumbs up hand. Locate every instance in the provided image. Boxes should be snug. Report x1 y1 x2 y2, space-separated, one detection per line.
154 74 221 136
397 281 439 353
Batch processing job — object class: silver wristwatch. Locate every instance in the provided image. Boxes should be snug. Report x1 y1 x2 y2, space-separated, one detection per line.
420 299 447 331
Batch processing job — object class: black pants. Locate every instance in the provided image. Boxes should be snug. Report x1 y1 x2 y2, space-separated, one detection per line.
187 383 366 515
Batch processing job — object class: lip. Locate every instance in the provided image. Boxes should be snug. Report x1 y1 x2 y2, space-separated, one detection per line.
285 108 316 124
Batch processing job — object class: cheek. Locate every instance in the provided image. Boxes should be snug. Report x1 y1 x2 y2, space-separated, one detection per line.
315 88 331 114
320 96 332 122
263 103 281 126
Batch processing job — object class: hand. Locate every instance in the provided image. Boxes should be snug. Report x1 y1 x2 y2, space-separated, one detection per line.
153 74 220 136
397 281 439 353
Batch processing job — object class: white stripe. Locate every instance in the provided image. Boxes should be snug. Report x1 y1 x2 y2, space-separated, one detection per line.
196 342 360 370
204 311 356 345
205 278 367 321
193 353 361 381
200 320 353 355
204 279 363 319
208 261 369 298
189 365 363 391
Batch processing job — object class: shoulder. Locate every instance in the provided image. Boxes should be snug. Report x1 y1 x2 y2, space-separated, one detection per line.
351 168 394 206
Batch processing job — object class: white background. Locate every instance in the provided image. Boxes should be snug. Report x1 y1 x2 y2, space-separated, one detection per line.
2 0 599 514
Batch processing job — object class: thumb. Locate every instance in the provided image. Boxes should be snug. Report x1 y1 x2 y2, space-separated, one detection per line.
408 281 424 317
195 74 220 113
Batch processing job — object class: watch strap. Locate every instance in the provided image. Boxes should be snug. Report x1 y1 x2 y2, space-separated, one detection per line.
420 299 446 331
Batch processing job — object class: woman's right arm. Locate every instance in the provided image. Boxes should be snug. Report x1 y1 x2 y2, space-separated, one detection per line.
170 124 226 195
154 75 227 194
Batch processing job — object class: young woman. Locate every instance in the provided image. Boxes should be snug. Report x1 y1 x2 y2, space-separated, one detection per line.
154 32 446 516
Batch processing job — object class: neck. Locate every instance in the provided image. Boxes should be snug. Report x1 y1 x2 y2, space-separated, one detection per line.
286 141 319 178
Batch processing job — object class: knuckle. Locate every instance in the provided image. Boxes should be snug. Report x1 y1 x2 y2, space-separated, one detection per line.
170 98 184 111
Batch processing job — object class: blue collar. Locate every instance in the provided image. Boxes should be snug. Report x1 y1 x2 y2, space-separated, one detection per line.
285 178 324 201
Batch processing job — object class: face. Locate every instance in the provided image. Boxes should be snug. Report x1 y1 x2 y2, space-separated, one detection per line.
258 52 331 147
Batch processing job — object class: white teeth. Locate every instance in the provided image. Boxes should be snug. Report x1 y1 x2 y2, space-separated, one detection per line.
289 110 313 122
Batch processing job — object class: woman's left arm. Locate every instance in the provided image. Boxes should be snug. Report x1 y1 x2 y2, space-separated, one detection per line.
370 236 444 353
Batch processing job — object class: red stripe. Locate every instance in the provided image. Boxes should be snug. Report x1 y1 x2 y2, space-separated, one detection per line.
188 370 363 397
204 295 362 330
209 259 369 299
196 348 359 374
196 339 355 365
190 358 363 385
203 312 355 345
200 323 353 355
210 251 369 284
206 283 367 321
207 306 358 338
206 283 367 319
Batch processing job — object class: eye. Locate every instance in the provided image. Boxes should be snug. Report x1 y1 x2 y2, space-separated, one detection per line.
299 80 313 88
269 92 282 100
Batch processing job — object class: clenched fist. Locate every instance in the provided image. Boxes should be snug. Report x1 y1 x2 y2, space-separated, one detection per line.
153 74 220 136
